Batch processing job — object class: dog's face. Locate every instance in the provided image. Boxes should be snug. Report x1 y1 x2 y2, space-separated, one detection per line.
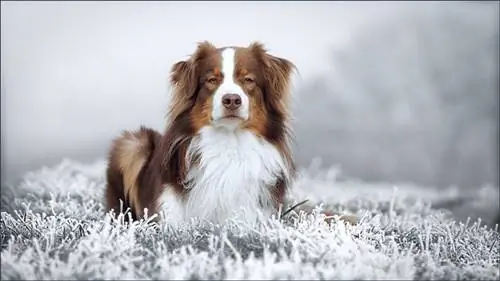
169 41 295 139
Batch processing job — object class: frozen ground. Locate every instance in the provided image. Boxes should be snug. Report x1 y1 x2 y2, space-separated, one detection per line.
1 159 499 280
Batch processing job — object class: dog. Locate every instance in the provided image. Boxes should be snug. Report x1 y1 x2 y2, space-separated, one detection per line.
104 41 357 226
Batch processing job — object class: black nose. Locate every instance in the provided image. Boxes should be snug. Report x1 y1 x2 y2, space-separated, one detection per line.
222 94 242 110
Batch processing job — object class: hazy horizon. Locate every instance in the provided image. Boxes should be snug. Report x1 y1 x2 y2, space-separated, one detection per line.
1 1 498 189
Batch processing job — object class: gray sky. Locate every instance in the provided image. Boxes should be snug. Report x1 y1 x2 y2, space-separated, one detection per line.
0 1 470 184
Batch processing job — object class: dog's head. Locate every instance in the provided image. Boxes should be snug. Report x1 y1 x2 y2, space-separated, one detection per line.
167 41 295 142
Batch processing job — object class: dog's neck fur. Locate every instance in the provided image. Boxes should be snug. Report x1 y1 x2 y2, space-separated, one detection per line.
158 125 289 225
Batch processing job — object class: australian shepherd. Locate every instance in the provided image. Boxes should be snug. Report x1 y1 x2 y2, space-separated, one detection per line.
104 41 355 226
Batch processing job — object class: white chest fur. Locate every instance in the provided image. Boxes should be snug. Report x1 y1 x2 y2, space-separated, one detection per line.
158 126 289 225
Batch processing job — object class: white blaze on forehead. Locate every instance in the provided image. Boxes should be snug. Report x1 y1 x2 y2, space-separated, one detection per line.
211 47 249 127
221 48 236 82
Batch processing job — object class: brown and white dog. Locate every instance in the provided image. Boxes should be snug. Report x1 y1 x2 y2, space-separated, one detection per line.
105 41 297 225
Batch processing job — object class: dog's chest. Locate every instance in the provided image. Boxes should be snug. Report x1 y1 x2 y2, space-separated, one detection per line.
160 127 287 224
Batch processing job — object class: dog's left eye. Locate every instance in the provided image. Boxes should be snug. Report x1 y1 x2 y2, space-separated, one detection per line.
207 77 217 84
244 77 254 83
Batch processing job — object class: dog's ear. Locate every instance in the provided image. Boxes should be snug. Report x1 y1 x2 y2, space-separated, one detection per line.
249 41 296 114
168 41 218 120
170 60 196 99
167 59 196 121
170 40 218 95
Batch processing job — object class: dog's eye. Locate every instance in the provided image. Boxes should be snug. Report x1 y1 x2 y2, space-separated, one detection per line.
244 77 255 83
207 77 217 84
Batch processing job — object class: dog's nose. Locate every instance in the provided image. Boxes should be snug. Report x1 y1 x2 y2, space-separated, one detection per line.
222 94 242 110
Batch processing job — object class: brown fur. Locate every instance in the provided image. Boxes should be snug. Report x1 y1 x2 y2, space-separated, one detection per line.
104 41 302 221
105 126 161 219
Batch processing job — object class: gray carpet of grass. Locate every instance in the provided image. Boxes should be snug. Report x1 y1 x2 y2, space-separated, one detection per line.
1 159 499 280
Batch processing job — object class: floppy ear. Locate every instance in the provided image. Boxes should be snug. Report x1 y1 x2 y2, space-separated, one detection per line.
170 40 218 94
264 54 295 98
170 59 197 100
167 59 196 121
167 41 218 120
249 42 296 112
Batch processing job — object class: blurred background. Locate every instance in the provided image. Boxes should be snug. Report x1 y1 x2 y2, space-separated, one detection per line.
1 1 498 195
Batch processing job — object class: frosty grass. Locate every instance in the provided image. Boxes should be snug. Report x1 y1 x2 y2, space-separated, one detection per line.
1 159 499 280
